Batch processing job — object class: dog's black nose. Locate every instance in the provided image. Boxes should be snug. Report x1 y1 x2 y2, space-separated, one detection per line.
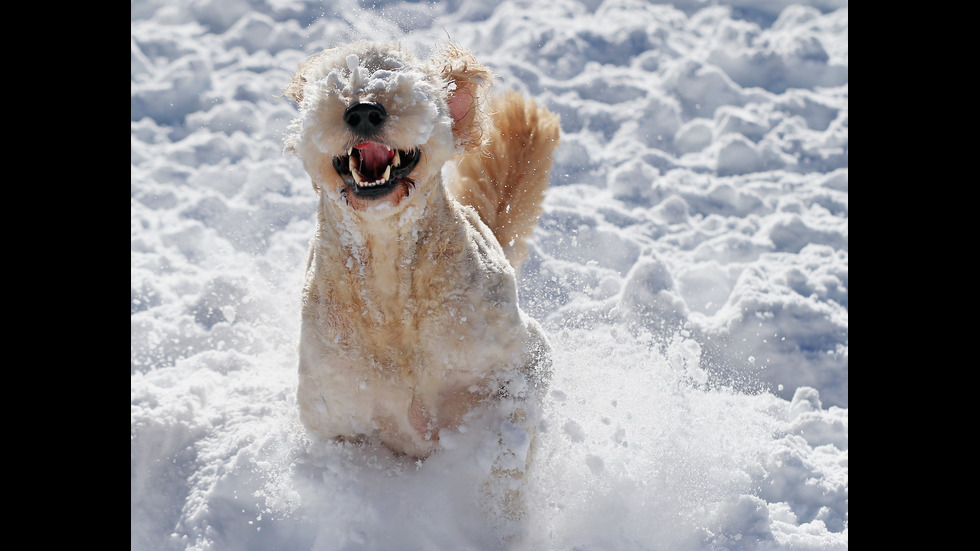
343 102 387 134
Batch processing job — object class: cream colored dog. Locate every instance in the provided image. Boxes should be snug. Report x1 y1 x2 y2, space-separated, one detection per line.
284 41 559 513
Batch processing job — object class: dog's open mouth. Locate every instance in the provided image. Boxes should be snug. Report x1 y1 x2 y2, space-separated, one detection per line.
332 142 421 200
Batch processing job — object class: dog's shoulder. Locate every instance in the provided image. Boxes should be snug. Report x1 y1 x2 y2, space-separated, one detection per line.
454 199 512 269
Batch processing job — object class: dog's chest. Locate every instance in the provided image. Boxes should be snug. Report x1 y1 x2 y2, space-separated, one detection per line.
307 211 524 382
312 281 524 381
300 281 526 454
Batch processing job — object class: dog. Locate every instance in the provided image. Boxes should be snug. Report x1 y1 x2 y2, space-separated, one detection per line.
284 41 560 517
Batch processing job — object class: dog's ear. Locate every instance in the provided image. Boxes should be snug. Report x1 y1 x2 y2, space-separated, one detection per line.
284 52 325 104
284 73 305 104
435 44 493 151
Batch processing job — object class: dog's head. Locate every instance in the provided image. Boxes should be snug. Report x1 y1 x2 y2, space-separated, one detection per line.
285 42 491 215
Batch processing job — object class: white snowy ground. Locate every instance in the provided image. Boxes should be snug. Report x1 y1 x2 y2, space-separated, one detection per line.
131 1 847 549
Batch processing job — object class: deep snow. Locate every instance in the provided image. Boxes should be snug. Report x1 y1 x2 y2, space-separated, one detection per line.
131 1 847 549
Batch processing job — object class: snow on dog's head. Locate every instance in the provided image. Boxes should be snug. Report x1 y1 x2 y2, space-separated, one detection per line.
285 41 491 215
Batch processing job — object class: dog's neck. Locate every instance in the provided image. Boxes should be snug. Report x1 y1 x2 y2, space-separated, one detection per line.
311 181 461 325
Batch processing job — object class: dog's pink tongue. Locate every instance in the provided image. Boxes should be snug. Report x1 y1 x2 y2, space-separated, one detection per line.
354 142 394 180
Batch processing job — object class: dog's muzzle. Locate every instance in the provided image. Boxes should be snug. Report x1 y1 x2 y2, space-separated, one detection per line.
331 101 422 202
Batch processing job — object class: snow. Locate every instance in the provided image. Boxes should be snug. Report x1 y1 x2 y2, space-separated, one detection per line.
131 0 847 549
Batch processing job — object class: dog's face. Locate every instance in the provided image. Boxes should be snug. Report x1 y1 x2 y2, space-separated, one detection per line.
286 42 490 215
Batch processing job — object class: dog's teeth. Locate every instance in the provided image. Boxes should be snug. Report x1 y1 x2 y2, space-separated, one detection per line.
344 146 397 189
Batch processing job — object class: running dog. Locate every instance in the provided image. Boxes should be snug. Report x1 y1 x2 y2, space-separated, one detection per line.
284 41 559 517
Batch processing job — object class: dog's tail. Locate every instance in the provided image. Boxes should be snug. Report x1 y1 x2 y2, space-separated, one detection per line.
451 91 560 268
